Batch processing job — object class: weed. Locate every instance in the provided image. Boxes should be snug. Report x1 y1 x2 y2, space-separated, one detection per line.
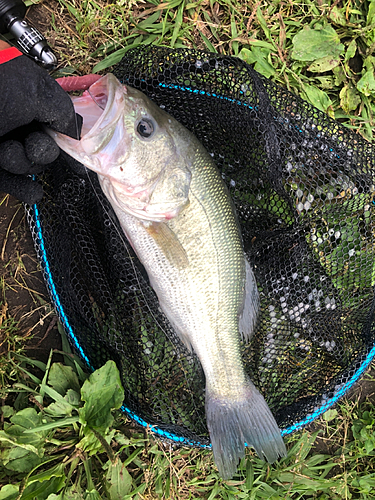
2 335 375 498
45 0 375 140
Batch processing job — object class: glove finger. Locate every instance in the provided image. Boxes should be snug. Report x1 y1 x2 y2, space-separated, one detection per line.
0 140 31 175
25 132 60 165
35 76 82 139
0 169 43 205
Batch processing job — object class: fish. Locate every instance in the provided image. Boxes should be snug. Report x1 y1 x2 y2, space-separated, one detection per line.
48 73 287 479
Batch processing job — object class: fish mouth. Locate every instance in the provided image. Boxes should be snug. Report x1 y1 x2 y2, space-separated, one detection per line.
47 74 131 170
119 204 186 222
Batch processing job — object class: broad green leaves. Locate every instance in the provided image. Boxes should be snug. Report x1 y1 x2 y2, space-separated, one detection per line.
239 47 277 78
105 458 133 498
340 85 362 113
291 25 344 61
357 58 375 97
56 0 375 140
80 360 124 433
236 8 375 140
0 360 132 499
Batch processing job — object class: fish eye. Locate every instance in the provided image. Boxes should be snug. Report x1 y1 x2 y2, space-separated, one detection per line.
136 118 155 138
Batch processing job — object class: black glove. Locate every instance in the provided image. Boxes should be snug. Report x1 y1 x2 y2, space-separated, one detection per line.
0 48 81 204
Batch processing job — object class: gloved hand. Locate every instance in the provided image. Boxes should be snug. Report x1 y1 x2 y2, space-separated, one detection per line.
0 43 81 204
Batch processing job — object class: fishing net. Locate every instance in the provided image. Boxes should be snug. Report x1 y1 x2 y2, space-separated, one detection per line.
26 46 375 446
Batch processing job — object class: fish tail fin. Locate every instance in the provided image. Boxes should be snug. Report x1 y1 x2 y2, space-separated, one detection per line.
206 380 287 479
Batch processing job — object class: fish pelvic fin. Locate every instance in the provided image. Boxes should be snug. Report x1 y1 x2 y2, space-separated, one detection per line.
239 258 260 342
206 379 287 480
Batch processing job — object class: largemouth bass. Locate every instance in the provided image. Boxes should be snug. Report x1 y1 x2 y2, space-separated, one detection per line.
49 74 286 479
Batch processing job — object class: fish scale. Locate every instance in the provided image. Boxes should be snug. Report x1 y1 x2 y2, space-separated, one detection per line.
49 73 287 479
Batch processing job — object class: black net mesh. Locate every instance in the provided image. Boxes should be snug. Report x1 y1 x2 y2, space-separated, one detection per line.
27 46 375 445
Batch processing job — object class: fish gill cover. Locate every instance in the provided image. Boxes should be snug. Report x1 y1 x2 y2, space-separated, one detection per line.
27 46 375 445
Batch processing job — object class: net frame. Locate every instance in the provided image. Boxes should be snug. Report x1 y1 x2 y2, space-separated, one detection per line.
26 46 375 446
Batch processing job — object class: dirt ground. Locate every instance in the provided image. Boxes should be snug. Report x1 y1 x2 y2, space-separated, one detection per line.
0 195 61 362
0 0 85 363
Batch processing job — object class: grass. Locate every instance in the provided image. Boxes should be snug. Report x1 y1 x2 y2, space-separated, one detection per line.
45 0 375 140
1 0 375 498
2 339 375 499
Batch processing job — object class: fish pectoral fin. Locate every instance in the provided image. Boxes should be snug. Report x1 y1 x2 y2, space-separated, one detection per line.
145 222 189 269
239 257 260 342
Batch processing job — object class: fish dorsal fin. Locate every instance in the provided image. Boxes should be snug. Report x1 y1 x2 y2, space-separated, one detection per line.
145 221 189 269
239 258 260 342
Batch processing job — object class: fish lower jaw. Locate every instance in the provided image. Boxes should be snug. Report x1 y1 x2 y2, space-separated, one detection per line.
106 182 183 221
114 202 180 222
110 194 184 221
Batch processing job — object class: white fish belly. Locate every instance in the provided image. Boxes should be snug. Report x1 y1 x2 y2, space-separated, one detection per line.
101 160 247 397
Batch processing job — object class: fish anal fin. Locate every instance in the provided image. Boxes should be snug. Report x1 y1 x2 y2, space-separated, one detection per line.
145 221 189 269
239 258 260 342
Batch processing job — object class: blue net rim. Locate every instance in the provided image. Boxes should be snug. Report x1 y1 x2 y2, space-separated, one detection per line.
29 202 375 446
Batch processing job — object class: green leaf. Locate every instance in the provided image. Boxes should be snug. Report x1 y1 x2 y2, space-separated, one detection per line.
1 405 15 419
0 484 19 500
0 408 47 455
55 485 83 500
333 66 347 86
105 458 133 499
10 407 42 431
23 416 79 434
27 463 66 486
244 40 276 50
316 76 335 89
345 39 357 62
48 363 81 396
256 7 271 40
323 409 338 422
307 55 340 72
1 446 41 473
357 69 375 97
21 476 66 500
340 85 361 113
46 484 83 500
93 46 134 73
45 400 74 418
245 459 254 490
0 430 40 456
238 47 276 78
329 6 347 26
365 439 375 454
84 490 102 500
79 361 124 433
170 3 183 47
45 389 81 417
291 24 344 62
301 83 333 116
65 389 81 407
137 10 160 29
77 428 116 456
367 1 375 25
199 31 217 53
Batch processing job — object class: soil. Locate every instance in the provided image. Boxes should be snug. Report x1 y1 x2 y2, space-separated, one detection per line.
0 0 81 364
0 195 61 362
